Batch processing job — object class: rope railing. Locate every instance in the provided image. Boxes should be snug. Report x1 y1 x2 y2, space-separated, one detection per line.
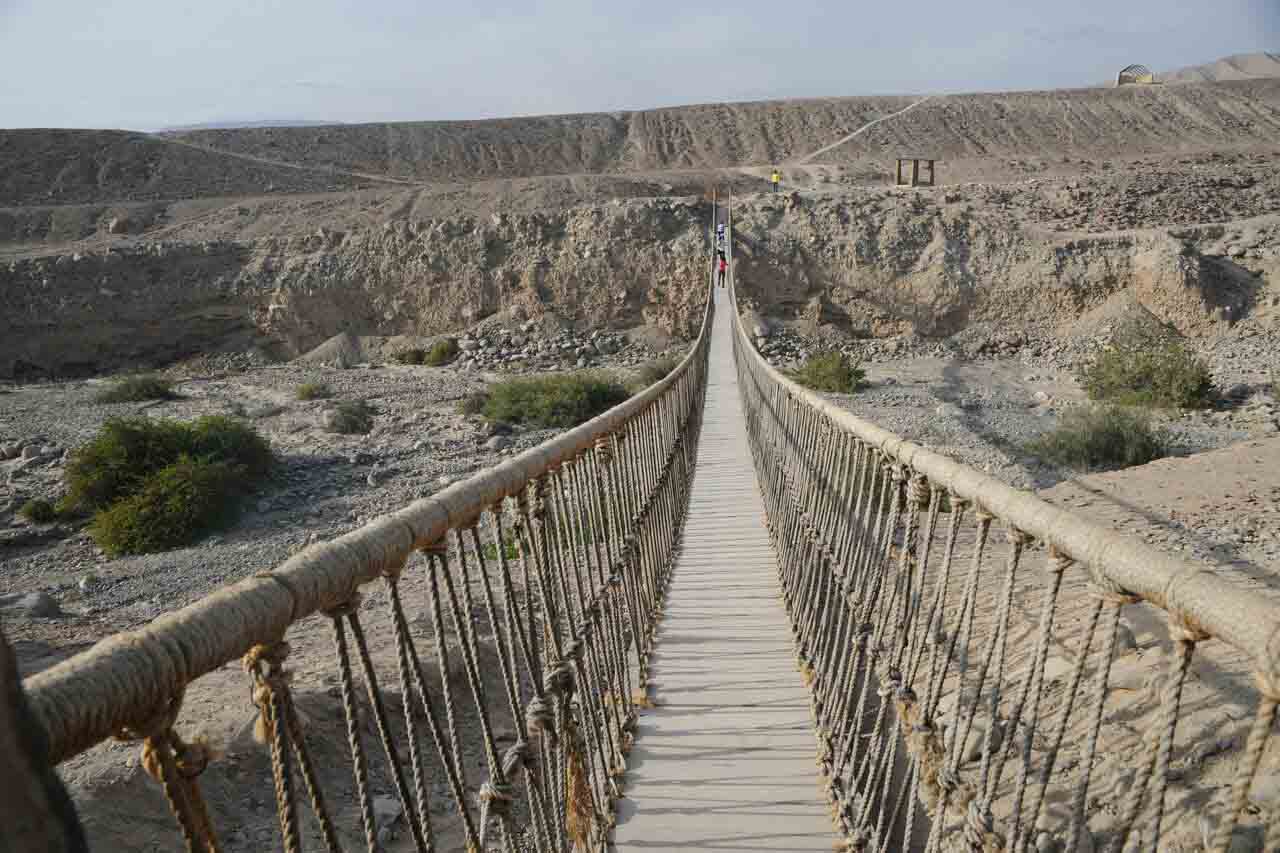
726 204 1280 852
24 210 719 852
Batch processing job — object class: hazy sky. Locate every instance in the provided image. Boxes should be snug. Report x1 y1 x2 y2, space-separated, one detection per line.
1 0 1276 130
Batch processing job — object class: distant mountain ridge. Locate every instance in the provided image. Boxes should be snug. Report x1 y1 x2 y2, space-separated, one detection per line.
1162 51 1280 84
155 119 341 132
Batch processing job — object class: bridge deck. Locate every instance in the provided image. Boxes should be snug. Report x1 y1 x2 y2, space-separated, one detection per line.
613 289 837 851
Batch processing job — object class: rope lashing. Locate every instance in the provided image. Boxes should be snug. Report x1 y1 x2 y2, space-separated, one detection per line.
117 691 222 853
243 641 303 853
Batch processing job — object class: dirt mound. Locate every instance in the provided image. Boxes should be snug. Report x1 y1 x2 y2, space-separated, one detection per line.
161 80 1280 183
0 129 370 206
1164 51 1280 84
1058 290 1174 344
293 331 366 366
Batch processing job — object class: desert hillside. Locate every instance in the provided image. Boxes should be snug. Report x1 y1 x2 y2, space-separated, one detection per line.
1164 50 1280 84
159 79 1280 182
0 129 380 206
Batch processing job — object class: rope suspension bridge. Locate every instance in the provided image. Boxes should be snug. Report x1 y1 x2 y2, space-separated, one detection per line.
11 195 1280 853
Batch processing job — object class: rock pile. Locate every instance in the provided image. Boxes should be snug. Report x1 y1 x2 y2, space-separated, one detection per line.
452 323 665 372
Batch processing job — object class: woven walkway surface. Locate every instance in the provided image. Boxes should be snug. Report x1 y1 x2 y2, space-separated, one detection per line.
613 288 836 851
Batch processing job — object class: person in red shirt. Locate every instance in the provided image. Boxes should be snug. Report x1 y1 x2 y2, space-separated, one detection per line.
717 254 727 288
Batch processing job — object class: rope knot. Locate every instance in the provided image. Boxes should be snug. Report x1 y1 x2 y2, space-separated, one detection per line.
1046 544 1074 575
963 799 999 851
380 553 408 581
502 740 533 777
420 539 449 556
1168 610 1211 645
906 474 930 507
544 660 576 697
244 641 291 684
244 641 291 744
172 734 213 779
117 690 184 743
1088 574 1140 607
1006 526 1032 547
478 779 516 850
323 592 363 618
525 695 558 744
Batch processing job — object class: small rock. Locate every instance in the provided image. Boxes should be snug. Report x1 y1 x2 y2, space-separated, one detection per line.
372 795 402 827
1249 770 1280 809
1114 622 1138 656
1108 656 1150 690
935 403 964 419
1201 812 1265 853
366 471 380 487
1042 655 1074 683
0 443 19 460
347 451 375 465
485 435 512 451
0 591 62 618
78 574 99 593
20 445 41 460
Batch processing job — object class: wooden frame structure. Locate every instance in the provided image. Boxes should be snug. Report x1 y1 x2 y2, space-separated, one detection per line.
895 157 935 187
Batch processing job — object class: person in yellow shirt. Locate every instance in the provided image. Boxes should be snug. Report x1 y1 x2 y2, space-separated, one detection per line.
770 168 781 192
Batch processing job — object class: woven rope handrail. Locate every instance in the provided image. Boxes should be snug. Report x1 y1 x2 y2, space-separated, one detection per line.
726 284 1280 680
724 192 1280 852
27 267 718 768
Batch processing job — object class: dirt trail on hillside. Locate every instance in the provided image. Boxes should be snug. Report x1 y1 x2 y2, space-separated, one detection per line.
794 96 934 163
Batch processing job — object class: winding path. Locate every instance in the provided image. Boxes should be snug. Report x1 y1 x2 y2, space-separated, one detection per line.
794 96 934 163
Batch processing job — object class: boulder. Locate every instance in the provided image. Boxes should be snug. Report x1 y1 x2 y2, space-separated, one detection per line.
0 592 62 618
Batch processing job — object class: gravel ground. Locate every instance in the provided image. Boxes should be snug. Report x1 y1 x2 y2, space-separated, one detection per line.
0 352 675 674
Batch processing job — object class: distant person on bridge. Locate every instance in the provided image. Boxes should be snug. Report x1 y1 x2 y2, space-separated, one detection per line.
771 168 781 192
717 255 727 288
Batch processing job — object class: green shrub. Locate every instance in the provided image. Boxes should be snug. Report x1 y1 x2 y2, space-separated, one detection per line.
61 416 273 553
1079 332 1213 409
19 499 57 524
393 348 427 365
426 338 460 366
296 382 332 401
325 400 376 434
632 357 679 392
89 456 243 556
95 374 175 404
790 352 867 394
1026 405 1167 471
64 418 197 512
482 373 630 429
63 416 273 514
187 415 274 480
457 391 490 416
